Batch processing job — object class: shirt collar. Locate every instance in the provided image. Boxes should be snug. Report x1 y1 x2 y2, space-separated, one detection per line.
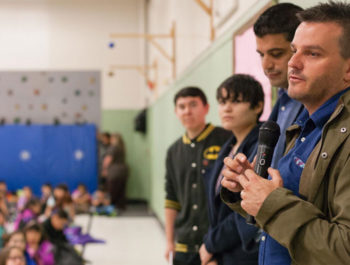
296 87 350 129
278 88 295 106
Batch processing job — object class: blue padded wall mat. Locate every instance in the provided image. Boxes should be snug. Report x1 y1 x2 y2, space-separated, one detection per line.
0 124 97 195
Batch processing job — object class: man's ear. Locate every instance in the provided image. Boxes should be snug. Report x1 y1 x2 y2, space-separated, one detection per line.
343 57 350 83
205 103 210 115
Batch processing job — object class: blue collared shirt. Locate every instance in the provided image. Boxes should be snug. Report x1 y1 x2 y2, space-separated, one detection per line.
269 89 303 169
259 88 350 265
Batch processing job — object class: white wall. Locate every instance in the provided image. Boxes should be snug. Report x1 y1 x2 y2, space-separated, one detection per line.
146 0 272 102
0 0 146 110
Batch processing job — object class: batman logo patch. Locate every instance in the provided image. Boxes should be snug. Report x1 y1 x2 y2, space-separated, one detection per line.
203 145 221 160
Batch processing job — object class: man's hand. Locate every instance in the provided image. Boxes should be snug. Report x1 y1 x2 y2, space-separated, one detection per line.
238 168 283 216
164 241 175 262
199 244 213 265
221 153 254 193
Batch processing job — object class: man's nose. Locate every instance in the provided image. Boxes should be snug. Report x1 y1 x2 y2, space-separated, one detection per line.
262 56 274 70
288 52 302 70
183 106 191 114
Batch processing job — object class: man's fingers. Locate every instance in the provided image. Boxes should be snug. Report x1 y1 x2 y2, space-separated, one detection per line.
222 166 240 181
237 173 249 189
224 153 251 174
268 167 283 187
221 177 238 189
223 157 243 173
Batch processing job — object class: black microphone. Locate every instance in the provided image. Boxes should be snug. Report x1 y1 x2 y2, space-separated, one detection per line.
246 120 280 224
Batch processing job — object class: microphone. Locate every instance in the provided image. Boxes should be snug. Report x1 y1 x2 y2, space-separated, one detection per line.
246 120 280 224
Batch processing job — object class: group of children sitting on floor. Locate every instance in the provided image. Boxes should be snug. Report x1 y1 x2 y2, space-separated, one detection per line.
0 181 111 265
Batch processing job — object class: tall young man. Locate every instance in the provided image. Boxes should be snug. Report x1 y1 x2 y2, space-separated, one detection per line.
165 87 230 265
254 3 303 168
222 2 350 264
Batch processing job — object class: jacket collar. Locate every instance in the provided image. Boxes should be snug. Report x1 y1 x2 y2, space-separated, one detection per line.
182 123 215 144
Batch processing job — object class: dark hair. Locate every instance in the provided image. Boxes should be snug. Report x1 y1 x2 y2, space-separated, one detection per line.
24 221 46 244
174 86 208 106
52 208 69 220
55 183 69 192
0 247 25 265
42 183 52 189
216 74 264 120
254 3 303 42
24 198 41 210
54 183 72 205
296 1 350 58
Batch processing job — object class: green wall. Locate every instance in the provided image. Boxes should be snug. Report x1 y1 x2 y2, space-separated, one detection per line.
102 109 150 200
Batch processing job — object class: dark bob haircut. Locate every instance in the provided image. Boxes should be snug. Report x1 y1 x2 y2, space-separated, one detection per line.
216 74 264 120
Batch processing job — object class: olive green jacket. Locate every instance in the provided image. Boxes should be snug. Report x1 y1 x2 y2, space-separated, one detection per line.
222 89 350 265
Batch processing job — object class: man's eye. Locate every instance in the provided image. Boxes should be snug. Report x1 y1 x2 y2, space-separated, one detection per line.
177 105 185 110
271 52 283 58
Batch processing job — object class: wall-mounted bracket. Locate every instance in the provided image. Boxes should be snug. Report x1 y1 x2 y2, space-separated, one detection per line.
110 22 176 78
110 60 158 91
194 0 215 41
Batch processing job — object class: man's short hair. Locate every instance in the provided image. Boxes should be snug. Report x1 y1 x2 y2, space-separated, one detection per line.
216 74 264 120
174 86 208 106
254 3 303 42
296 1 350 59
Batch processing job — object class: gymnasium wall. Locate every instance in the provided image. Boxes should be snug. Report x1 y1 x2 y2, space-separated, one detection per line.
146 0 331 223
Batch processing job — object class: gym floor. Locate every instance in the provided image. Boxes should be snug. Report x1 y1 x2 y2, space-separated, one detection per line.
75 203 167 265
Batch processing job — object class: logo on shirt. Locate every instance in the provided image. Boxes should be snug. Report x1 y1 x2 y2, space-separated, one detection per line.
294 156 305 169
203 145 221 160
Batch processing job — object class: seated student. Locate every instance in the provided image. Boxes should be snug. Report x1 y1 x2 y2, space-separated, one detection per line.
0 246 26 265
40 184 54 216
14 199 42 230
71 184 91 214
42 209 69 247
6 192 18 223
200 74 263 265
17 187 34 212
3 230 37 265
91 187 116 216
52 184 75 220
24 221 54 265
42 209 83 265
